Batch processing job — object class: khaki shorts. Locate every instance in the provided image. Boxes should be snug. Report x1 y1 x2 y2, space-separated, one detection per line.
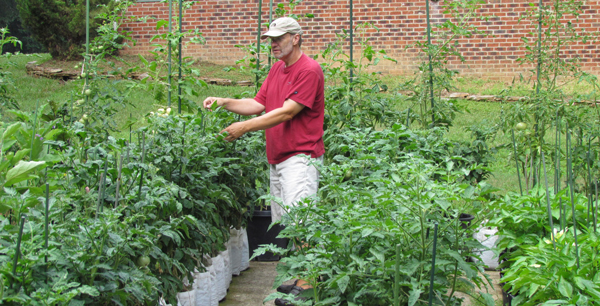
269 155 323 222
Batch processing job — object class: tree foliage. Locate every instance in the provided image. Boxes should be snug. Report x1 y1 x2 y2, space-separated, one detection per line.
0 0 44 54
17 0 111 59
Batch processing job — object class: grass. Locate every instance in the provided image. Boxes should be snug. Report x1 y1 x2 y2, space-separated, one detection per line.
2 53 597 196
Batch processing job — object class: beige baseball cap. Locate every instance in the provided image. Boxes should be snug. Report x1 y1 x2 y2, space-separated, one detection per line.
261 17 303 39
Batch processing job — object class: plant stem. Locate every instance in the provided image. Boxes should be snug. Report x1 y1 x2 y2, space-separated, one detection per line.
595 181 598 233
511 129 524 196
138 131 146 201
115 153 123 209
566 127 580 269
542 152 556 251
29 99 39 161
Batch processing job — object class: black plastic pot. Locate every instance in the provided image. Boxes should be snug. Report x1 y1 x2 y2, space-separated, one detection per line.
247 208 288 261
500 249 517 306
459 213 475 229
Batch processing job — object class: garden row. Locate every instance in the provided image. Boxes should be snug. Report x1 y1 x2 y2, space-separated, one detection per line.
0 105 267 304
3 0 600 305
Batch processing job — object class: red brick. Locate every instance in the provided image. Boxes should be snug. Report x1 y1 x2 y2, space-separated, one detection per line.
118 0 600 77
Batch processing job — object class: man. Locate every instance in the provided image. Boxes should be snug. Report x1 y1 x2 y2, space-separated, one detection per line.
202 17 324 306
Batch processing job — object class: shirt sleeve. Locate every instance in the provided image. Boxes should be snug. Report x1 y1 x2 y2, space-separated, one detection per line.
255 73 270 106
286 70 320 109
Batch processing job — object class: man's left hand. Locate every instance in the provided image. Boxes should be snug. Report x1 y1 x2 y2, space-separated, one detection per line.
221 121 248 142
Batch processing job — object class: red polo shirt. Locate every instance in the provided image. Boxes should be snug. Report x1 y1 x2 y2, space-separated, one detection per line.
255 53 325 164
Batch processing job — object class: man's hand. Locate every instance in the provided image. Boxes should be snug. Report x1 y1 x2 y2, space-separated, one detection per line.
221 121 248 142
203 97 221 110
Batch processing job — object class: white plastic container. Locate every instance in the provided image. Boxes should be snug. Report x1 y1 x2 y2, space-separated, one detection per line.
472 226 500 270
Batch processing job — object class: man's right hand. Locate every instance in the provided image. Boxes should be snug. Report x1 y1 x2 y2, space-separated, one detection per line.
203 97 221 110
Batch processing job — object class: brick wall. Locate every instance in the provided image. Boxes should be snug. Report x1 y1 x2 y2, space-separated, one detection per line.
120 0 600 79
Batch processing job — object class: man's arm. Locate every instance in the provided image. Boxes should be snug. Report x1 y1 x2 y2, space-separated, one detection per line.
203 97 265 116
221 99 305 142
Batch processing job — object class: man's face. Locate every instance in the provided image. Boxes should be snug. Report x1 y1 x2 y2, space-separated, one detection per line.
270 33 295 60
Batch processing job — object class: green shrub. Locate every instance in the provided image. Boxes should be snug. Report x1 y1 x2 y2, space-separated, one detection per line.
17 0 111 59
0 0 45 54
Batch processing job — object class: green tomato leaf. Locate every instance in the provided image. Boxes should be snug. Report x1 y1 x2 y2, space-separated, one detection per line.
156 20 168 30
558 277 573 298
369 247 385 263
528 283 540 298
2 122 22 142
2 139 16 153
4 160 47 187
336 274 350 293
480 292 495 306
361 227 374 238
78 285 100 297
408 288 423 306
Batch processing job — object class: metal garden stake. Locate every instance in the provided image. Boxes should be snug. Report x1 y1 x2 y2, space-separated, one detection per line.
12 215 26 280
542 152 556 251
566 128 580 269
428 222 439 306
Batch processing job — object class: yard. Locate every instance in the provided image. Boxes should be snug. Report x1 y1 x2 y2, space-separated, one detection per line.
2 0 600 305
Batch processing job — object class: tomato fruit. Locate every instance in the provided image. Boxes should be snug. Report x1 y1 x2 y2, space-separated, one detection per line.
137 255 151 267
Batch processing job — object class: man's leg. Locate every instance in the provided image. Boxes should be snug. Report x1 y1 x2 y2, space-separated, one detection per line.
270 155 322 305
270 155 321 223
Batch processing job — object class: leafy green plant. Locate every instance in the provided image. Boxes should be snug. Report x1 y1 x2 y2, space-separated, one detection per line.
490 182 600 305
16 0 111 59
256 124 497 306
0 27 21 112
501 227 600 305
401 0 488 128
132 5 207 112
319 22 400 132
501 0 600 191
